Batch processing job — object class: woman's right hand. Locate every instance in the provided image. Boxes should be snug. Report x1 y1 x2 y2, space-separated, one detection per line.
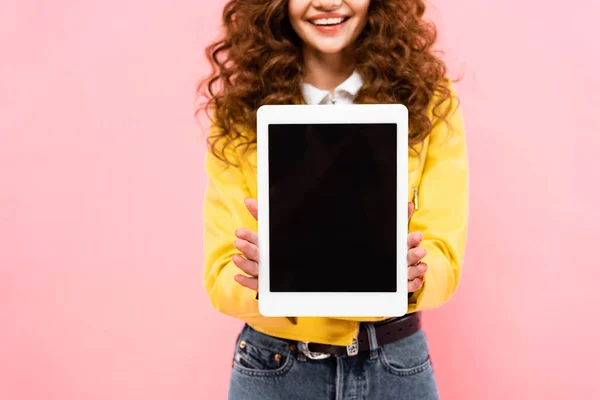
232 197 259 291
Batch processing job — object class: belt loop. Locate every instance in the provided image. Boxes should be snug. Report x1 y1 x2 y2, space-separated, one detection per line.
364 323 379 359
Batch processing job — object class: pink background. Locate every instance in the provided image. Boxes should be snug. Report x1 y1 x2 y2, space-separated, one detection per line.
1 0 599 399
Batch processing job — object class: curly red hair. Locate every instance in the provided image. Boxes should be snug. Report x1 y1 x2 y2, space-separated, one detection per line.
196 0 456 165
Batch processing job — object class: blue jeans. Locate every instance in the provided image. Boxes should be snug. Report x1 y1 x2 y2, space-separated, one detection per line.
228 323 440 399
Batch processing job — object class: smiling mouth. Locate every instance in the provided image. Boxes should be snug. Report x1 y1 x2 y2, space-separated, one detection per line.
308 17 350 26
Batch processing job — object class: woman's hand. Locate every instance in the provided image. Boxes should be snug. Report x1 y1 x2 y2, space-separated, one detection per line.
407 202 427 292
232 197 259 291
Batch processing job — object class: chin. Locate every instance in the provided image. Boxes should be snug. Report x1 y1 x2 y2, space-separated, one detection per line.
308 41 350 55
315 46 347 54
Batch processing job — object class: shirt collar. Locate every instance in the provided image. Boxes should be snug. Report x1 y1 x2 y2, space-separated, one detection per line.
301 70 364 105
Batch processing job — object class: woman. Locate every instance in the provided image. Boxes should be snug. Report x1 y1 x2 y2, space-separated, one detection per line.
197 0 468 398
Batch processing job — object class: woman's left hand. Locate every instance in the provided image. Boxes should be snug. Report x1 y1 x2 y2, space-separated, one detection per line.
407 202 428 293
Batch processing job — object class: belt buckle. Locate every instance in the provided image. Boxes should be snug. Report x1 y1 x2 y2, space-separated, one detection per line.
346 336 359 357
298 341 331 360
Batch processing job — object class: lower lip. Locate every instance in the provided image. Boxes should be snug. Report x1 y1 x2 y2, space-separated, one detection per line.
309 19 349 35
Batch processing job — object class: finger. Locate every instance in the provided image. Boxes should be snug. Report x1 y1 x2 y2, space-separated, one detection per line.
407 231 424 249
234 274 258 291
234 239 260 262
232 254 258 277
408 202 415 220
407 262 428 280
407 247 427 266
408 277 424 293
244 197 258 221
235 228 258 247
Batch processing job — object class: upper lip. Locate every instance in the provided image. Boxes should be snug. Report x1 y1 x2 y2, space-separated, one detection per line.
307 13 349 21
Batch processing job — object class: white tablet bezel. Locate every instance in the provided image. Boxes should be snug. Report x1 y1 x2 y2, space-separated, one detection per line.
256 104 409 317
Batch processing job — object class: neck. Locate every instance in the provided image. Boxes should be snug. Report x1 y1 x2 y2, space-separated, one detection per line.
302 46 355 93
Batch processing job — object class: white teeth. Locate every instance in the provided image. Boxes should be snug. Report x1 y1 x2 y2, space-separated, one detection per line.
312 17 345 26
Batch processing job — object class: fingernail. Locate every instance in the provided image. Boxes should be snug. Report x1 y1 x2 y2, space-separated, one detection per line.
419 232 424 241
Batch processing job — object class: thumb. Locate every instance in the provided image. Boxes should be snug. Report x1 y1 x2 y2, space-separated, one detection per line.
244 197 258 221
408 201 415 220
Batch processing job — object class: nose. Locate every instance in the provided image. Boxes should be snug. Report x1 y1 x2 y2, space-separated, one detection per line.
311 0 343 10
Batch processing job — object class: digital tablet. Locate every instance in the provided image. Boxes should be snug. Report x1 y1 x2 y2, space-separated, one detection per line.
256 104 408 317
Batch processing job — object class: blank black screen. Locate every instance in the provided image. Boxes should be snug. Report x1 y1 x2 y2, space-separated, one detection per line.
268 123 397 292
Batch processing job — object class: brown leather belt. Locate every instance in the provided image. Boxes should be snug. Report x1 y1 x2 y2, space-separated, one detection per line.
299 312 421 359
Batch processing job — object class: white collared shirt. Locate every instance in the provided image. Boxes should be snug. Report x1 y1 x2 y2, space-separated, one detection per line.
301 70 364 105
